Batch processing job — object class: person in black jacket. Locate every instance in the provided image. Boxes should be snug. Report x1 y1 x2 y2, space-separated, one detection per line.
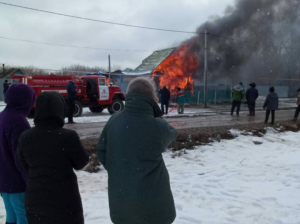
3 80 11 98
18 92 89 224
159 86 171 115
263 87 279 125
67 78 78 123
246 82 259 116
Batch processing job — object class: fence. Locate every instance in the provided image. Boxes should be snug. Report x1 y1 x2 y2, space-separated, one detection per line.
160 86 232 105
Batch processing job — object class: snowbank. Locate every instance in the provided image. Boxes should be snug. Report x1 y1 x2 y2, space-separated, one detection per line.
3 130 296 223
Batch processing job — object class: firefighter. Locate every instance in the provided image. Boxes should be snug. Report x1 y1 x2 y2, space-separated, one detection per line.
67 78 78 123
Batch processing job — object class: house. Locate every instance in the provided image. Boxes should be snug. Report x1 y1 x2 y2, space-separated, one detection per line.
106 48 176 92
0 68 24 101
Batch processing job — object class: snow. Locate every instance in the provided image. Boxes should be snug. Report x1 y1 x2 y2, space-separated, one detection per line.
2 129 299 223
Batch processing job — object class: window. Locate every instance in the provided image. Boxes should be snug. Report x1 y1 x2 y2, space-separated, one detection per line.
99 78 106 86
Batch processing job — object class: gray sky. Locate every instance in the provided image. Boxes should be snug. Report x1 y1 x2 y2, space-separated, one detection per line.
0 0 234 71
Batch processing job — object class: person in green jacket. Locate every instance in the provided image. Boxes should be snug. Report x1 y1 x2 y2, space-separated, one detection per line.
231 82 245 116
96 77 178 224
177 87 186 114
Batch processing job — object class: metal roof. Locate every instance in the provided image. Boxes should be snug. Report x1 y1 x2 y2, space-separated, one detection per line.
134 48 175 73
0 68 24 79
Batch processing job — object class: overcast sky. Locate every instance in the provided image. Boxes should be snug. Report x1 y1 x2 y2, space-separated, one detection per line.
0 0 234 71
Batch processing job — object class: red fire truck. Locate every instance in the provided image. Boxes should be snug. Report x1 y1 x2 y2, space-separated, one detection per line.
11 74 125 117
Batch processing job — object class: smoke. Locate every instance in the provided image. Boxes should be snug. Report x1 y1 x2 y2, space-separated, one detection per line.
187 0 300 88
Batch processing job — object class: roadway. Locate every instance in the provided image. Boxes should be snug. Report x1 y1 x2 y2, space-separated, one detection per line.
65 108 296 139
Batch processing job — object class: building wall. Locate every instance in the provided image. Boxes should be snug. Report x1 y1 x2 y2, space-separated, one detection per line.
0 79 5 101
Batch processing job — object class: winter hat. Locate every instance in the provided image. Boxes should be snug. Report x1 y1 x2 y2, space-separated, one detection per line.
239 82 243 86
127 77 157 100
269 87 275 92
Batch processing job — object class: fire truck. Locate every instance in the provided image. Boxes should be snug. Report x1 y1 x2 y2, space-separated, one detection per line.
11 74 125 118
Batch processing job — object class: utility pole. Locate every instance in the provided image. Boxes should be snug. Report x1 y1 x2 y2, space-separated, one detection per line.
203 30 208 107
108 55 111 84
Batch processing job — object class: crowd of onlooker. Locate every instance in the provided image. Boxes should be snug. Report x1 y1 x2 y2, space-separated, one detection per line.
1 77 300 224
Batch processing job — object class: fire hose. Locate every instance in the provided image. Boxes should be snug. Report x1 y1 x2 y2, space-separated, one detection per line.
168 103 177 113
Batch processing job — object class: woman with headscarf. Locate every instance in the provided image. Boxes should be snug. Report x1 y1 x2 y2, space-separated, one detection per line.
97 77 178 224
18 92 89 224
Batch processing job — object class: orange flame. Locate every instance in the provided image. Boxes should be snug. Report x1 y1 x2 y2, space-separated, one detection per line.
152 45 199 94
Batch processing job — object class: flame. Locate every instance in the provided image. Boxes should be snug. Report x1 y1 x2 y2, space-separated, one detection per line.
152 45 199 94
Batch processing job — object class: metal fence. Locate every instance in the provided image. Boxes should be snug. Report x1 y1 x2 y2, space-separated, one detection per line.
159 86 232 105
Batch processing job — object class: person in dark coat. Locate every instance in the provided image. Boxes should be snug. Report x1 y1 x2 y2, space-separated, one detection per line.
159 86 171 115
0 84 36 224
246 82 259 116
263 87 279 125
3 80 11 98
18 92 89 224
67 78 78 123
97 77 178 224
292 87 300 122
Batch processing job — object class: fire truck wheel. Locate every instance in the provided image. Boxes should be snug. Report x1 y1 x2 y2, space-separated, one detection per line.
108 99 124 114
74 100 83 117
89 107 103 113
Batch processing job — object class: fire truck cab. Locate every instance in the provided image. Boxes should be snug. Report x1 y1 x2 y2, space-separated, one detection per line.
11 74 125 117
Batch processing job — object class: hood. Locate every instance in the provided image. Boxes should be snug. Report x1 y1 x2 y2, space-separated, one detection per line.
34 92 66 128
125 93 163 118
233 84 244 91
5 84 36 115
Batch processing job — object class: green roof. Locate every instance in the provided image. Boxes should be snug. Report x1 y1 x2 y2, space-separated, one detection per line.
134 48 175 73
0 68 24 79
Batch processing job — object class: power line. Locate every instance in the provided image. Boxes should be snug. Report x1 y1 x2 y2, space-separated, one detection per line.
0 36 150 52
0 1 197 34
0 2 259 44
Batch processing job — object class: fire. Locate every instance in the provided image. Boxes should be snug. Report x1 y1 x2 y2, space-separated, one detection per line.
152 45 199 94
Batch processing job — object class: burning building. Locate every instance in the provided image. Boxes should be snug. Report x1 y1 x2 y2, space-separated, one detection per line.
134 44 200 94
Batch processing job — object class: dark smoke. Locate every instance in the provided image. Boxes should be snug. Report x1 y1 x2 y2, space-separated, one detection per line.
188 0 300 92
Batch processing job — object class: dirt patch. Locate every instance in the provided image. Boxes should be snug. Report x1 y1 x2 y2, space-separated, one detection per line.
78 120 300 172
80 120 300 153
81 138 98 155
169 120 300 150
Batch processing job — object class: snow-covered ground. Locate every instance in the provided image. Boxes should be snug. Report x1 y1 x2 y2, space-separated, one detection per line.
1 129 299 223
